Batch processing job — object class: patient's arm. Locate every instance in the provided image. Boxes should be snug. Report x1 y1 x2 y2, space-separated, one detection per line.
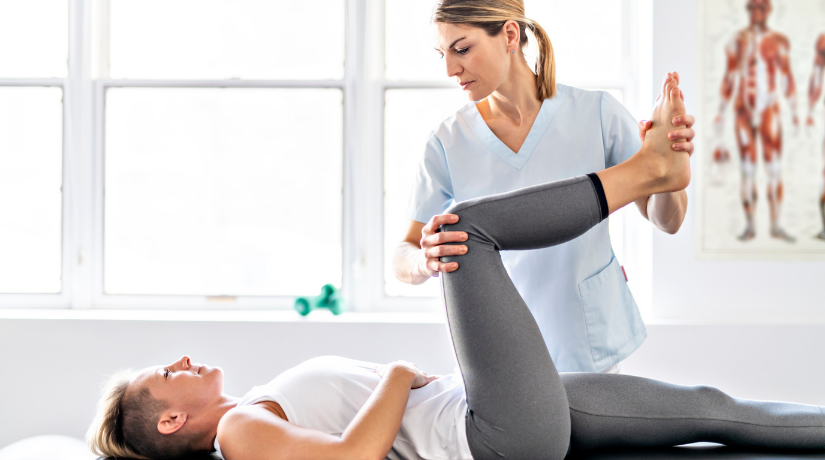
216 365 418 460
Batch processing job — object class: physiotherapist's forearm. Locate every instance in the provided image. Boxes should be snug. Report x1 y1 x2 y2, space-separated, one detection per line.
637 190 687 234
392 242 430 285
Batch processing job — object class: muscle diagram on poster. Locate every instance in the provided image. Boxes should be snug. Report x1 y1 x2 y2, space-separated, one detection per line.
697 0 825 259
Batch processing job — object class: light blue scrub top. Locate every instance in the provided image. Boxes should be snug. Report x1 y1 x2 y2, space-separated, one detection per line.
408 84 646 372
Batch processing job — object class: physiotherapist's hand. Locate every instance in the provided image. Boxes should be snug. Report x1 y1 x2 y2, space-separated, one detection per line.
638 71 695 157
638 112 695 156
418 214 468 276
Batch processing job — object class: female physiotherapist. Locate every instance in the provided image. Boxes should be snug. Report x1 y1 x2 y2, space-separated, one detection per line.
393 0 696 373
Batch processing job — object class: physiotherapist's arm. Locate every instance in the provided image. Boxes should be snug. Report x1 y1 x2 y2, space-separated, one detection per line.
634 188 688 234
635 113 693 234
633 73 694 234
394 217 468 285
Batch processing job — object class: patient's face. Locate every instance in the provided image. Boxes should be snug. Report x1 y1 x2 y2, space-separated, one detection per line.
132 355 224 413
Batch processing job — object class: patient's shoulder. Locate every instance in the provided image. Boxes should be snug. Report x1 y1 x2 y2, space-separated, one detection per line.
218 405 289 447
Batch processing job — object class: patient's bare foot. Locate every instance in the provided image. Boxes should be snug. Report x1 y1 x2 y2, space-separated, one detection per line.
636 74 692 194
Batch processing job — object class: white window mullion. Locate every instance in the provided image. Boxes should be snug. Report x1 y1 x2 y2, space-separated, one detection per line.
89 79 105 308
91 0 110 80
341 0 359 310
365 0 388 312
85 0 111 309
343 0 384 312
66 0 97 309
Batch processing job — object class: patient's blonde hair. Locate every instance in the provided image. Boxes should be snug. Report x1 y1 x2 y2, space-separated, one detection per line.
87 370 208 460
432 0 557 100
87 369 148 459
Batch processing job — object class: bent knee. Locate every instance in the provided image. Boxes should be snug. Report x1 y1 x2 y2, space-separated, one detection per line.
440 200 485 239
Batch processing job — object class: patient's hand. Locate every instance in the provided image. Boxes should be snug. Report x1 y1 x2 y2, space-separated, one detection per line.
637 73 692 193
375 361 440 389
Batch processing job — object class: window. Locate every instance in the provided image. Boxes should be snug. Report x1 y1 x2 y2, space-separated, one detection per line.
0 87 63 294
1 0 651 312
0 1 67 305
103 88 342 297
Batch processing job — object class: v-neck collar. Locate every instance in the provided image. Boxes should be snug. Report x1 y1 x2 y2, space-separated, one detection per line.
461 84 566 171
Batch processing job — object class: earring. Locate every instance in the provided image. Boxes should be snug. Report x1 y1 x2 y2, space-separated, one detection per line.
510 50 515 53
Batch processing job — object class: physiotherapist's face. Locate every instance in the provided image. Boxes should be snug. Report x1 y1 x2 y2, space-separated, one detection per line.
434 22 510 101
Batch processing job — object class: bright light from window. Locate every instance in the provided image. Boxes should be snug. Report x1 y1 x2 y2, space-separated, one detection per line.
524 0 623 84
385 0 451 82
104 88 343 296
109 0 345 80
0 87 63 293
0 0 67 78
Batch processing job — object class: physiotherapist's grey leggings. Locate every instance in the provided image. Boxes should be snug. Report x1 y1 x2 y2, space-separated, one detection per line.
438 175 825 460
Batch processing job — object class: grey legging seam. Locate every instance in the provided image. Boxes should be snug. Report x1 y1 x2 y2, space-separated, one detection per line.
569 407 825 428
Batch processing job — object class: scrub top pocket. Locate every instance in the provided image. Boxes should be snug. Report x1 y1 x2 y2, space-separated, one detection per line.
578 256 646 369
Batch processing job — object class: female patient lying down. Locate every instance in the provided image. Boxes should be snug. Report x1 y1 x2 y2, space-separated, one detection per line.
87 78 825 460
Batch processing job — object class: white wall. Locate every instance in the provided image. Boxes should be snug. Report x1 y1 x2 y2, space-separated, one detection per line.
650 0 825 323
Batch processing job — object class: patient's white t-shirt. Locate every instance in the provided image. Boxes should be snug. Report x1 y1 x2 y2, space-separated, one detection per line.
213 356 472 460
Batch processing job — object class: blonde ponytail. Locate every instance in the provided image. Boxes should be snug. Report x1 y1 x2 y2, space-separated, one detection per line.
432 0 558 99
525 20 556 100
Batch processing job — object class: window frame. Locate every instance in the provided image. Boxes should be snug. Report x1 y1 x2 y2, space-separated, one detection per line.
0 0 651 313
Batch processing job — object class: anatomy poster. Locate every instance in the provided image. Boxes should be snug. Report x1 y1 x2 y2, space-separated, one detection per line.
697 0 825 259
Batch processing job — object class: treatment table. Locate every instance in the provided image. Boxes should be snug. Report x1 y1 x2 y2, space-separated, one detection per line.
3 435 825 459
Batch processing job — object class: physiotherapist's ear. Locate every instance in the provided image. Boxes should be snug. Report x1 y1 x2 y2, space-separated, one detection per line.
157 411 188 435
502 20 521 50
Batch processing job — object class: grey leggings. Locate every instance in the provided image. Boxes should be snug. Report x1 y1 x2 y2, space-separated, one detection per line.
438 175 825 460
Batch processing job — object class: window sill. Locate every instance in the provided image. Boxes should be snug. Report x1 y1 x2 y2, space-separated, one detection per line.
0 308 447 324
2 309 824 326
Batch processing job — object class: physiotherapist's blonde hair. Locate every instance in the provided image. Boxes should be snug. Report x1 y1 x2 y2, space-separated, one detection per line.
432 0 557 100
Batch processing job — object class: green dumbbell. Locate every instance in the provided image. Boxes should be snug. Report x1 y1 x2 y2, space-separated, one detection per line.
294 284 344 316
